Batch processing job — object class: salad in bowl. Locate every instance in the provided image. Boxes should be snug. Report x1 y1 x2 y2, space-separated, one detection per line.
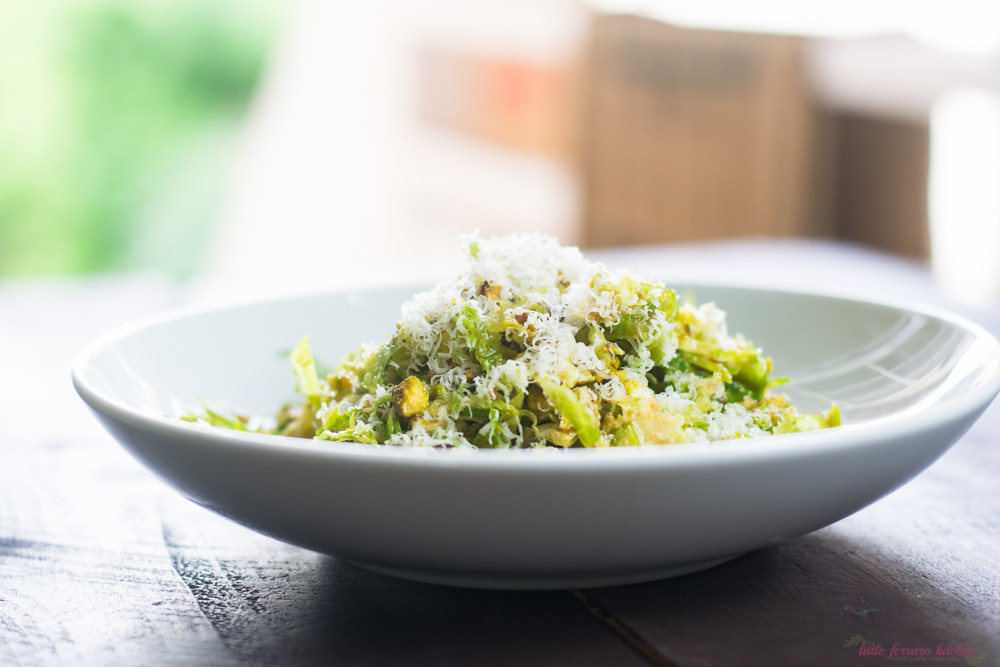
185 234 839 448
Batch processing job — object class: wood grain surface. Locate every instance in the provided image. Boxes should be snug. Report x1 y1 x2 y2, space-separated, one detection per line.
2 244 998 667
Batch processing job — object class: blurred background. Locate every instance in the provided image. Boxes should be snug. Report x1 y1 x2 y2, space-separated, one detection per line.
3 0 1000 305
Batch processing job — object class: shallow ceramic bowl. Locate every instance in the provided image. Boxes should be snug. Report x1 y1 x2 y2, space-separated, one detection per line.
72 285 1000 589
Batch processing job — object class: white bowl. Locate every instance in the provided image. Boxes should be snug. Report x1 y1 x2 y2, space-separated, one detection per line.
72 285 1000 589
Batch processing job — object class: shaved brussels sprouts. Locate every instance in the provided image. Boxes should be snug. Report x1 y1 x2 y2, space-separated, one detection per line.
183 234 839 448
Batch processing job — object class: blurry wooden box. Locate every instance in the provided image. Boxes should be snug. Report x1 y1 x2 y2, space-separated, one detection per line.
830 112 929 259
581 15 830 246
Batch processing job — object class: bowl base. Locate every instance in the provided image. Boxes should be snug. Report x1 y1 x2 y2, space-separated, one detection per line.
348 554 742 590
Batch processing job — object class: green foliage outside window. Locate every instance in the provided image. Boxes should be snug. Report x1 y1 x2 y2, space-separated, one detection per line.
0 1 281 278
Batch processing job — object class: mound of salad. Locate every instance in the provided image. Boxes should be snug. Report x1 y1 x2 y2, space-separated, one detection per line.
184 234 839 448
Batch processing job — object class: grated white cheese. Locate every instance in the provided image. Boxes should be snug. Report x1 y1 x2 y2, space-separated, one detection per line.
397 234 652 394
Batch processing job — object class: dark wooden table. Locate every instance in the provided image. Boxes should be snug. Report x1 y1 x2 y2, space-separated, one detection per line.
3 241 998 667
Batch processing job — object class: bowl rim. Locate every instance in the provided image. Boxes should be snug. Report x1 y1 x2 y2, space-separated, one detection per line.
71 281 1000 471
